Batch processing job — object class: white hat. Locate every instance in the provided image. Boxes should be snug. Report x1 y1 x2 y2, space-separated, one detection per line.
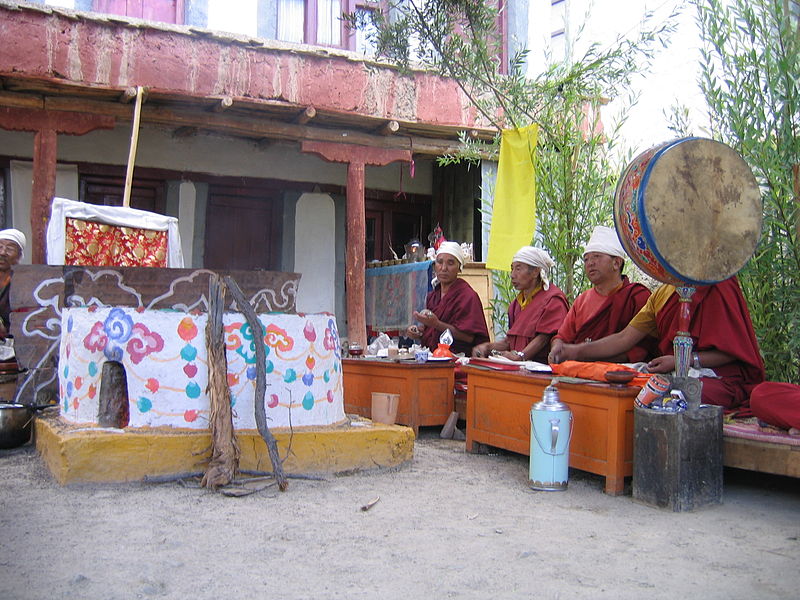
512 246 556 290
583 226 625 259
0 228 26 258
435 241 465 267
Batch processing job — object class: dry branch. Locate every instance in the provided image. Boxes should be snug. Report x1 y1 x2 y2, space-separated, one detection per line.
224 275 289 491
201 274 240 489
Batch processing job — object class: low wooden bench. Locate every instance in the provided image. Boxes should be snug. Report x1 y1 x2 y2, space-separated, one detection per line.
723 420 800 478
464 365 640 495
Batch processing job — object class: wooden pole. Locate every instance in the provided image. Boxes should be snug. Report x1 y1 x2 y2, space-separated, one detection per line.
122 86 144 208
346 161 367 349
30 128 57 264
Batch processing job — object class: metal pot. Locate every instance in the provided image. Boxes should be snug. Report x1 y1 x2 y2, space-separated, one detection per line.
0 403 35 449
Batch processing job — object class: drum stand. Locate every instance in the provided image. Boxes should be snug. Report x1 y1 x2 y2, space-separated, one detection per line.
633 285 724 511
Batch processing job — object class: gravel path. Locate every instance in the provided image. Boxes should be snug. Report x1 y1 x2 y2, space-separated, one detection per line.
1 431 798 599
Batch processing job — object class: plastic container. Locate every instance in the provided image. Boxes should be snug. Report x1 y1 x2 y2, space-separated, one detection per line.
371 392 399 425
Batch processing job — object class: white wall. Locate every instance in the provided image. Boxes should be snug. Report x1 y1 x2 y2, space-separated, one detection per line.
294 193 336 314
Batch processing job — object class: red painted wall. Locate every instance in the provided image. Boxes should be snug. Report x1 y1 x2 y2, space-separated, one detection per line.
0 4 482 130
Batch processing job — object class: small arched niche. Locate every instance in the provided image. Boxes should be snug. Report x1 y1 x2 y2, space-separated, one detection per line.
97 361 130 428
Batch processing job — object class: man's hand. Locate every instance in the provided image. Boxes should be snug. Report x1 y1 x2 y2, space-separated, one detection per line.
548 339 564 364
412 309 439 330
549 342 578 364
406 324 422 339
472 342 491 358
647 355 675 374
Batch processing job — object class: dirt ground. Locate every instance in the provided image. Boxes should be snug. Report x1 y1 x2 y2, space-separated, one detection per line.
1 429 798 600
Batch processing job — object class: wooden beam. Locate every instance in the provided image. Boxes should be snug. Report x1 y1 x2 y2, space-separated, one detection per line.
173 126 198 138
119 87 137 103
294 106 316 125
39 95 465 156
0 90 44 110
0 106 115 134
377 120 399 136
212 96 233 113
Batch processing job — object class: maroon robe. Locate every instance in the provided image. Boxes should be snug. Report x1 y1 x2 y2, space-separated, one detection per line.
420 278 489 355
654 277 765 409
507 285 568 363
750 382 800 430
568 277 656 362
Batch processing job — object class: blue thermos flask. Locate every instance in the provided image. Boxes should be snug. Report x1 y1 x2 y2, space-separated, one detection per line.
529 383 573 491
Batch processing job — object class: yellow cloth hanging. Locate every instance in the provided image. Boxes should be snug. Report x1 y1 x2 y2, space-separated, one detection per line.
486 124 538 271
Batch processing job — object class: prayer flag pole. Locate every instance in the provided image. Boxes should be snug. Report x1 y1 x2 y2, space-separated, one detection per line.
122 86 144 209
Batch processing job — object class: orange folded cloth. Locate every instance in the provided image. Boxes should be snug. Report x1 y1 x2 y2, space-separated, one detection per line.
550 361 648 386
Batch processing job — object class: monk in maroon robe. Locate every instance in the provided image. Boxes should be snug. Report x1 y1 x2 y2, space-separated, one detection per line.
750 382 800 432
550 226 654 364
473 246 567 364
552 276 765 410
406 241 489 355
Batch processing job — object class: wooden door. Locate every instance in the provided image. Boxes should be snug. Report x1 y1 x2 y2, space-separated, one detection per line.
204 185 282 271
365 209 383 262
80 174 166 214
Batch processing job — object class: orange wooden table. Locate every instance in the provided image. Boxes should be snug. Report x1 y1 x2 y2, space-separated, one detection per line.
342 358 456 435
465 365 640 495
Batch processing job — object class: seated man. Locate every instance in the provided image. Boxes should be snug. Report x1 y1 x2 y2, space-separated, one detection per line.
551 276 765 410
549 226 654 364
750 382 800 433
406 241 489 355
472 246 568 363
0 228 26 340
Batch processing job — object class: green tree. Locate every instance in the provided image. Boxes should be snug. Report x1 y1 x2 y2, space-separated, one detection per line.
696 0 800 382
350 1 677 307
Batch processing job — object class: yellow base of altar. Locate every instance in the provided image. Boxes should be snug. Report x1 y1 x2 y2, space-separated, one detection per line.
35 413 414 485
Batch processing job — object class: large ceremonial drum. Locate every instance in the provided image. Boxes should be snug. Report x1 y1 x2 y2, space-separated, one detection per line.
613 137 761 286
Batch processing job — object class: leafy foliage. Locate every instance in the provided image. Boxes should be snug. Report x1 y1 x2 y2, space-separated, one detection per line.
696 0 800 382
349 1 678 303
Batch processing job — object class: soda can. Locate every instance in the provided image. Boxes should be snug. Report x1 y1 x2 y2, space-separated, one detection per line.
635 374 670 409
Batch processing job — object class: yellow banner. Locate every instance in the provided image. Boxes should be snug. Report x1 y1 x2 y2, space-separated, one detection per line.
485 124 538 271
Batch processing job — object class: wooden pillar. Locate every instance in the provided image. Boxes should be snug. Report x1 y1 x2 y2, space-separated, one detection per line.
31 128 57 265
0 107 114 264
346 161 366 348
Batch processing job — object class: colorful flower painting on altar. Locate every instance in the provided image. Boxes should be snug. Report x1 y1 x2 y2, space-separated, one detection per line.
58 307 345 429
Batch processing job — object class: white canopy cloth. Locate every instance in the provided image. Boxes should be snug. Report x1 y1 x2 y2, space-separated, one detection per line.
46 197 184 268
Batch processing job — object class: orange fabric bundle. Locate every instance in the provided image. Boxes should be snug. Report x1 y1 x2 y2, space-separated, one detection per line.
550 361 649 387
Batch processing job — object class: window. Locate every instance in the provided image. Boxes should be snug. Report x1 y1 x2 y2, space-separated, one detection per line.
207 0 258 37
92 0 185 24
550 0 567 63
277 0 386 51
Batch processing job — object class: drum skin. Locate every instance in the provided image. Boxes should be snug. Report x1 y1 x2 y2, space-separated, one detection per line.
613 137 761 286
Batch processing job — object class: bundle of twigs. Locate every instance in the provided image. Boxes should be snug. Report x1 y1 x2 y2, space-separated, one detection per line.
201 274 240 489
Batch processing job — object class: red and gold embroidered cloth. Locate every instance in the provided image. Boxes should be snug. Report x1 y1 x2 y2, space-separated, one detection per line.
65 218 168 267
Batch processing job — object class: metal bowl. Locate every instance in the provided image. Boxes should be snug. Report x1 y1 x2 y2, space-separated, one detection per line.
0 403 33 449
